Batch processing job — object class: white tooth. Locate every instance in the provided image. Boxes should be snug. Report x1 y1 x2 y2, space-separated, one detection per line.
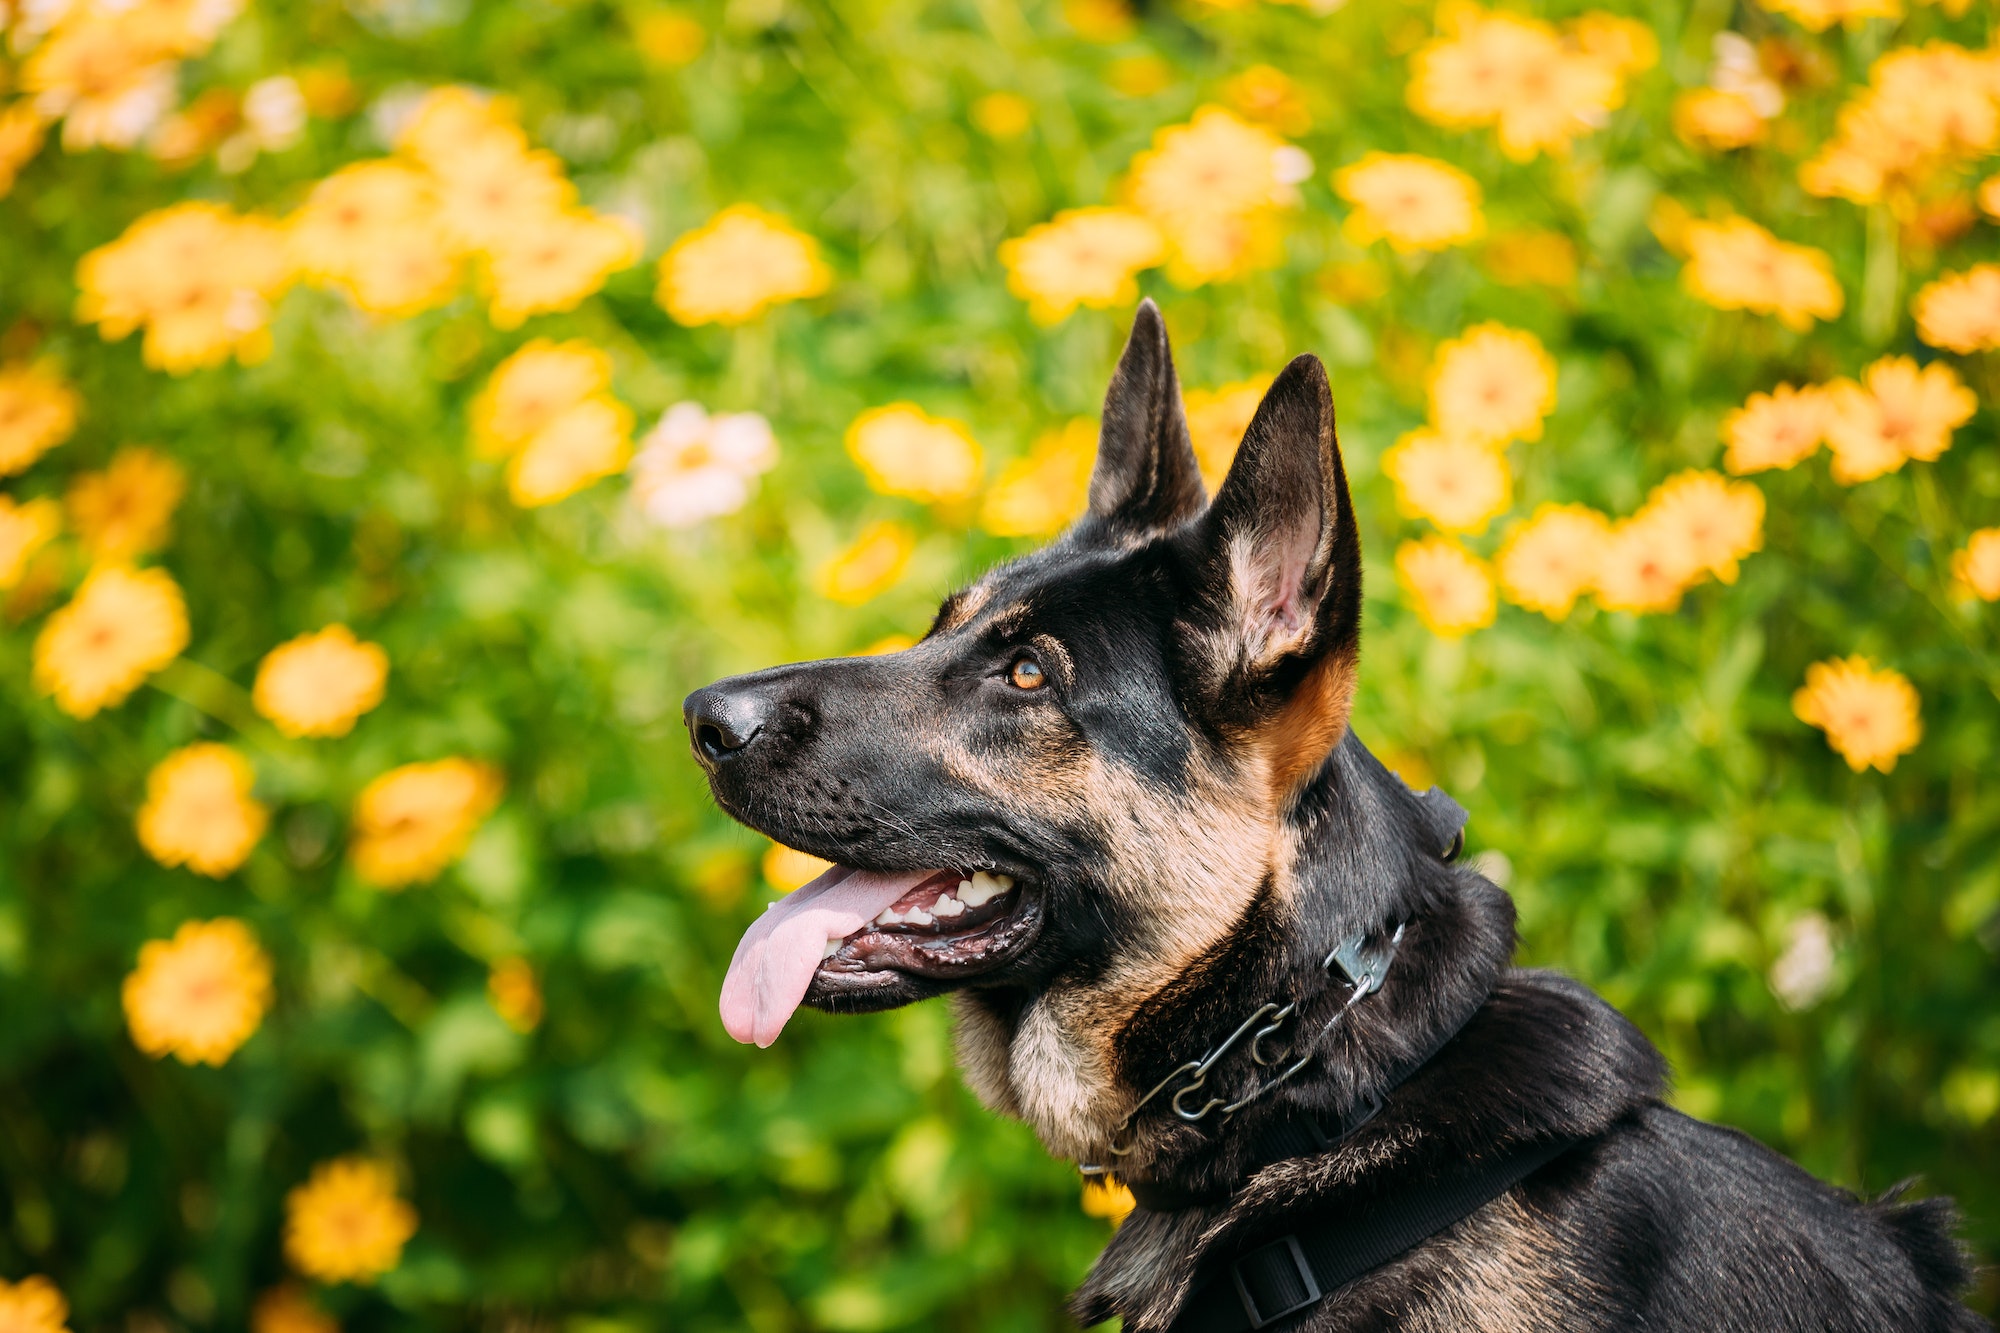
993 873 1013 889
874 906 903 926
906 906 934 926
959 872 1010 907
932 894 965 918
822 939 842 958
958 879 974 894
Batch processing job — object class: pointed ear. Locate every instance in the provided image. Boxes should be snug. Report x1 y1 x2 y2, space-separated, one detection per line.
1193 354 1361 676
1079 299 1206 539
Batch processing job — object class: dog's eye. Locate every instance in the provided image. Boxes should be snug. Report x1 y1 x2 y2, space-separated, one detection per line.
1009 657 1046 690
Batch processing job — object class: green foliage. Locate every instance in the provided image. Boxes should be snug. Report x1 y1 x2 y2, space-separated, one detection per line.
1 0 1998 1328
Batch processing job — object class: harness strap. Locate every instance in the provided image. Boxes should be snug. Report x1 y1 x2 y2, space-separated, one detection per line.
1163 1133 1585 1332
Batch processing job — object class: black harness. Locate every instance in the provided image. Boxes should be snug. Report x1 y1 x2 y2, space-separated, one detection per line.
1105 788 1591 1331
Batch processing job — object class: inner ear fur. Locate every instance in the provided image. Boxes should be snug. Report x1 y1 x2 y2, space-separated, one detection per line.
1192 353 1364 789
1078 299 1206 540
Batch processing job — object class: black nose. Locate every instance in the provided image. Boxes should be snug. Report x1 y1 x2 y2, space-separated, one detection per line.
684 685 769 765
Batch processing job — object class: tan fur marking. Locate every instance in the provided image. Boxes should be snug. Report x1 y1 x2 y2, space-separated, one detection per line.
1262 645 1358 808
933 581 994 635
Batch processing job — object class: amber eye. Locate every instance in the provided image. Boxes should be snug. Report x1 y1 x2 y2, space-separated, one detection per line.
1009 658 1046 690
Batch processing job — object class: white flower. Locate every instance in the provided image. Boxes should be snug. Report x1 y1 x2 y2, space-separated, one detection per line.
1272 145 1314 186
243 76 307 150
629 402 778 529
1711 33 1783 118
1769 912 1837 1011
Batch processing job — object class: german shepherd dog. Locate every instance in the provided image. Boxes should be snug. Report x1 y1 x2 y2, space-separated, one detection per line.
685 303 1988 1331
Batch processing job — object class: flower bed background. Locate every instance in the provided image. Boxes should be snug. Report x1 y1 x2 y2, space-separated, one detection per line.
2 0 1999 1327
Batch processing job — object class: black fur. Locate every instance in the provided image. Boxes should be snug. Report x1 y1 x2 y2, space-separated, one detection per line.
685 303 1987 1330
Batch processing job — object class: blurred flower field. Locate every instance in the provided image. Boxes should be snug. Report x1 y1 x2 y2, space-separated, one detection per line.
2 0 1999 1326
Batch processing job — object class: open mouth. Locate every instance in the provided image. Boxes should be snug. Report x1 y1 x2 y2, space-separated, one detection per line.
719 863 1040 1047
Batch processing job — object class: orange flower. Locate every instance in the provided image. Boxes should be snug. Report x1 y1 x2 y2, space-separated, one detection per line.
1951 528 2000 601
77 202 291 372
1674 89 1767 151
250 1284 337 1333
481 208 641 329
1723 384 1829 474
1223 65 1312 137
1593 514 1693 614
764 842 834 889
1913 265 2000 354
33 565 189 718
350 758 503 888
656 205 831 326
0 495 62 590
1335 153 1484 253
1395 536 1496 636
1081 1176 1137 1223
981 420 1097 537
284 1158 418 1284
999 208 1166 325
1821 357 1974 485
254 625 390 738
1496 503 1610 620
1792 657 1921 772
819 520 916 605
469 339 615 458
137 743 268 877
0 1274 72 1333
1406 4 1632 162
0 362 80 478
1184 379 1270 491
1428 323 1558 445
66 447 186 562
487 957 544 1033
1681 218 1843 331
845 404 983 503
122 918 273 1065
508 396 635 508
1123 107 1297 285
1380 429 1511 533
1638 470 1764 585
1757 0 1900 30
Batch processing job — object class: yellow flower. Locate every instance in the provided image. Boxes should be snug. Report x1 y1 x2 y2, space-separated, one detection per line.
1223 65 1313 137
76 202 291 372
396 86 527 167
1638 470 1764 585
33 565 189 718
1792 657 1921 772
1395 536 1496 637
137 743 267 877
1723 384 1829 474
1381 429 1511 533
0 362 81 477
430 140 576 253
1913 265 2000 354
855 634 916 657
21 17 177 152
972 92 1034 139
764 842 834 890
1081 1177 1137 1223
1799 45 1998 205
820 521 916 605
1981 175 2000 222
998 208 1166 325
122 918 273 1065
1428 323 1557 445
482 208 642 329
656 204 832 326
1335 153 1484 254
0 495 62 590
1681 217 1843 332
1570 13 1658 76
66 447 186 563
1123 106 1296 285
1065 0 1136 41
846 404 984 503
1184 379 1270 491
1593 514 1692 615
1820 357 1975 485
284 1158 418 1284
0 1275 72 1333
1951 528 2000 601
633 10 707 67
508 396 634 508
288 161 458 318
350 758 503 889
0 103 48 199
1407 4 1629 162
1496 503 1610 620
470 339 614 458
1757 0 1901 31
487 957 543 1033
250 1284 338 1333
1673 89 1768 151
254 626 390 738
981 419 1097 537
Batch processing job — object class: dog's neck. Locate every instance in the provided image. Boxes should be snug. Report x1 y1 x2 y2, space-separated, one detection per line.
1102 733 1516 1195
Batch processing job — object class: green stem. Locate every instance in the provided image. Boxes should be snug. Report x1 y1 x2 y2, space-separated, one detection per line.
1861 204 1898 345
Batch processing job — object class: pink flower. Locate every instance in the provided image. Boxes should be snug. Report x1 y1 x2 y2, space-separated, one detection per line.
628 402 778 529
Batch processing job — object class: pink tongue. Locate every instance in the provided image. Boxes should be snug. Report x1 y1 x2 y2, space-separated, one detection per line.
719 865 936 1047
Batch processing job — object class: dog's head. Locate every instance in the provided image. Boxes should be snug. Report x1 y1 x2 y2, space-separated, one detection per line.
687 302 1364 1153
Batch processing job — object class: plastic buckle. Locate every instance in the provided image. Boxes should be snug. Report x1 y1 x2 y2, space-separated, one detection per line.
1230 1234 1320 1329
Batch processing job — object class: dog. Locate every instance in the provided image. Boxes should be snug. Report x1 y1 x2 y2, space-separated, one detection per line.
685 302 1988 1331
